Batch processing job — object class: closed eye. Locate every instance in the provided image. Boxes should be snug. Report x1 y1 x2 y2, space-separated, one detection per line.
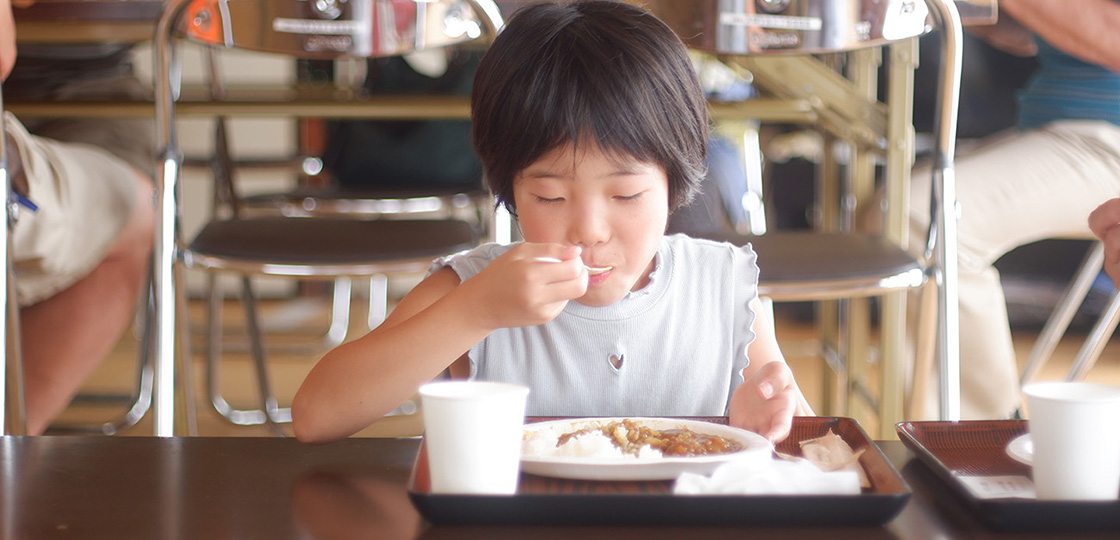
534 195 565 204
614 191 645 201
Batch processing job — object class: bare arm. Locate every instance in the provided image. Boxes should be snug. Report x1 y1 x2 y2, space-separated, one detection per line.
291 243 588 443
967 9 1037 57
2 0 16 80
999 0 1120 73
728 297 813 443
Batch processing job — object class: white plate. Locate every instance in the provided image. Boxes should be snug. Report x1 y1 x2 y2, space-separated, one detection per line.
520 417 772 481
1006 433 1033 466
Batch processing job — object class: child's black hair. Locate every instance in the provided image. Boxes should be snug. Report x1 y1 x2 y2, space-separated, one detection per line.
471 0 709 215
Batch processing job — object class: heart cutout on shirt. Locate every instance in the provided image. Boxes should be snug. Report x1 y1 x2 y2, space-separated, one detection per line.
608 354 624 370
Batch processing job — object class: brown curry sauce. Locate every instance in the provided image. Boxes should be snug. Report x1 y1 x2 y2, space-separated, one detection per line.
556 419 745 457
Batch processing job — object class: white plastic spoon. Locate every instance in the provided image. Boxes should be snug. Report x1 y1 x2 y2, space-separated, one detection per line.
532 257 613 275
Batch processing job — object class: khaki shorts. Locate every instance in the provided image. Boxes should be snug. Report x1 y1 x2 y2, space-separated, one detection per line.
4 111 143 306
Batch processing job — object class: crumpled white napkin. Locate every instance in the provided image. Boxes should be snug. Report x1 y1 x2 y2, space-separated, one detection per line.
673 456 862 495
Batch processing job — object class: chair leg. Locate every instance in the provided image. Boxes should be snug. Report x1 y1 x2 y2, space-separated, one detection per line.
910 282 939 419
207 274 269 427
239 277 288 435
175 264 199 436
1065 289 1120 382
325 277 352 347
106 294 156 435
878 290 908 439
201 278 352 355
1020 242 1103 386
3 233 26 435
818 300 850 416
206 274 287 434
368 274 388 330
846 298 880 416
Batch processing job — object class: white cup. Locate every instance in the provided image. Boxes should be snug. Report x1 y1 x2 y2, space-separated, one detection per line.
418 381 530 495
1023 381 1120 501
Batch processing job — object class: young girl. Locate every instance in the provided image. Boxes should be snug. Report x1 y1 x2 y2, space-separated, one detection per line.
292 0 812 444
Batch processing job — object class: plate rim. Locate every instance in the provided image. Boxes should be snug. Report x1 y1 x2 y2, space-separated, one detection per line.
519 416 772 479
1006 433 1033 466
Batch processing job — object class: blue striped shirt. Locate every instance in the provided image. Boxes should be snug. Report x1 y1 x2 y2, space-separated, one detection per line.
1017 36 1120 130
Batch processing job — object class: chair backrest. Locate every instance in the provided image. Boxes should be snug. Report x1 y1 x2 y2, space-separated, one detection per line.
178 0 502 58
645 0 934 55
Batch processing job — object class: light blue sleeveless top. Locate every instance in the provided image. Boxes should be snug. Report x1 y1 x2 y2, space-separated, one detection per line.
430 234 760 417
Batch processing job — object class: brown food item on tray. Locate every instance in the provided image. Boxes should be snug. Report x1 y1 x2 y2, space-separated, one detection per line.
556 419 745 457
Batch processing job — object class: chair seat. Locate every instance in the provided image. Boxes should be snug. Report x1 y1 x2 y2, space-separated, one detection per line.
698 230 927 301
185 217 478 276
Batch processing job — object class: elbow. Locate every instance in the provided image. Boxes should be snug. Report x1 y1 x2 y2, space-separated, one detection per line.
290 390 337 444
291 417 325 445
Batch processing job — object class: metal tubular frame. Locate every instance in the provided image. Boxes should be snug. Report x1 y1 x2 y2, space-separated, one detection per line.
1020 242 1120 390
926 0 963 421
153 0 189 436
1 84 28 436
152 0 505 436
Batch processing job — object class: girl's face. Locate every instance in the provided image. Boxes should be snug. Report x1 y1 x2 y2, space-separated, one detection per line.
513 143 670 307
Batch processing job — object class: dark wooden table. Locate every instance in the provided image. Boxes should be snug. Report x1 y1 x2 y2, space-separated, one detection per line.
0 434 1116 540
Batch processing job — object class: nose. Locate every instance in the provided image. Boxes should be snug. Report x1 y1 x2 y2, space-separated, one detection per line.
568 198 610 247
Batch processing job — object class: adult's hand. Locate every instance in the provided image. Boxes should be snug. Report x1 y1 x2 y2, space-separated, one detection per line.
966 11 1037 57
2 0 16 81
1 0 37 80
1089 198 1120 289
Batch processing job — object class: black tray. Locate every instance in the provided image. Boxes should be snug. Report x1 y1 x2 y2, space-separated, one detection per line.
896 420 1120 532
409 416 910 526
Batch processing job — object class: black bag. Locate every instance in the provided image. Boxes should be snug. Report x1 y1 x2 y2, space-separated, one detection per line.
321 49 484 191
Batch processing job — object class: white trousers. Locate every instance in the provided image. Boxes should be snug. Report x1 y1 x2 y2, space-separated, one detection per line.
909 120 1120 419
3 74 152 306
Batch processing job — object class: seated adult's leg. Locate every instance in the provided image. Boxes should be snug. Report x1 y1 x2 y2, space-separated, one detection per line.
908 121 1120 419
19 168 153 434
5 113 154 435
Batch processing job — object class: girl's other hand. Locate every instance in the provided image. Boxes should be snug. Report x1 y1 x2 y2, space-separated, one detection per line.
728 361 800 444
464 243 588 329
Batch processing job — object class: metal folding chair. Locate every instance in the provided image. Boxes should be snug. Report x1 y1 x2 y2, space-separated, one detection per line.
650 0 965 433
152 0 504 435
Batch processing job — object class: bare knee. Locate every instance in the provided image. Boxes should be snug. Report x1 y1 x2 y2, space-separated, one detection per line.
107 169 155 264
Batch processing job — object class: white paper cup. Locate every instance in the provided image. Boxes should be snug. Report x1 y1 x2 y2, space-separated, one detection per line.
1023 382 1120 501
418 381 530 495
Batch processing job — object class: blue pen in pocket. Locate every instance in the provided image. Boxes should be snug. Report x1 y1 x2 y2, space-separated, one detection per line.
12 192 38 212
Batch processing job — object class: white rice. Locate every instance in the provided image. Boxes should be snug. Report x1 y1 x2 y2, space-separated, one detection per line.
522 422 665 460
